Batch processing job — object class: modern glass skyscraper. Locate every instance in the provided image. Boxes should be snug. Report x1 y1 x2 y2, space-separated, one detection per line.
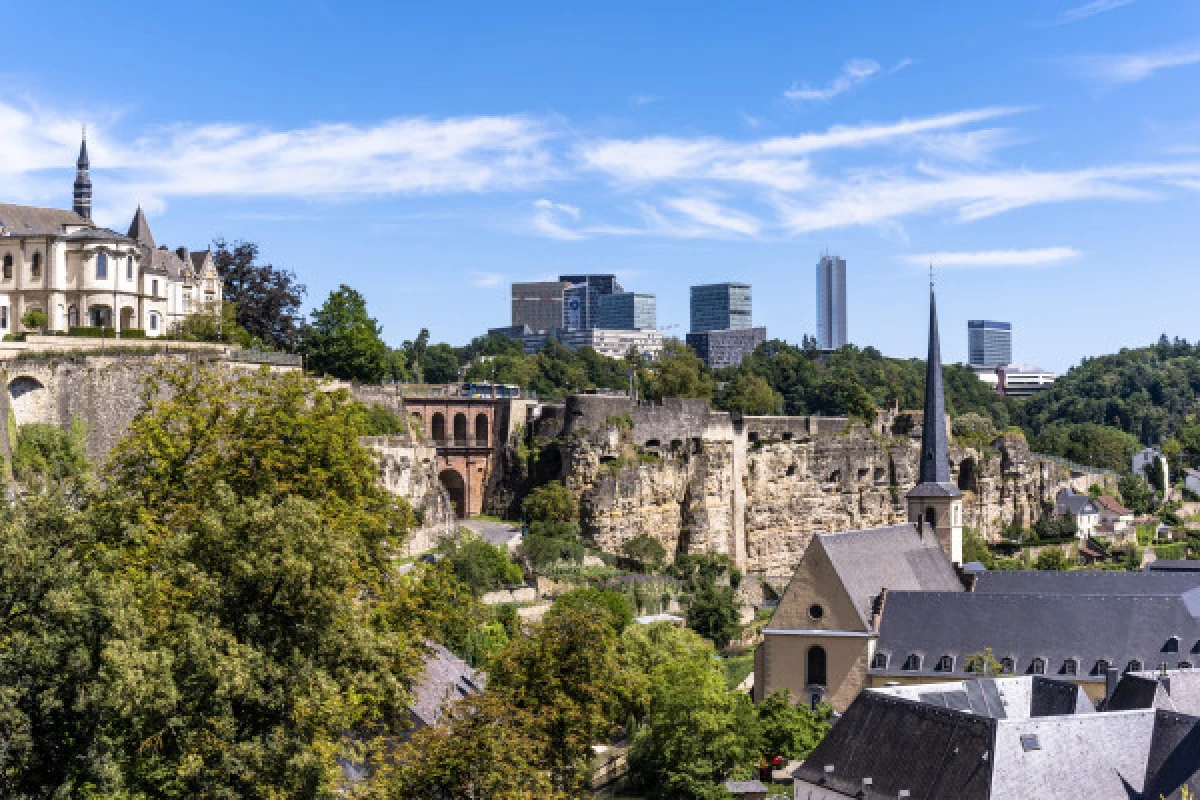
511 281 572 333
816 255 847 350
690 283 752 333
559 274 623 331
967 320 1013 367
596 292 656 330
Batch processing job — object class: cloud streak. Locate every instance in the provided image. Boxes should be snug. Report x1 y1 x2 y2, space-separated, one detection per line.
785 59 880 101
903 247 1082 269
1050 0 1136 25
1073 43 1200 85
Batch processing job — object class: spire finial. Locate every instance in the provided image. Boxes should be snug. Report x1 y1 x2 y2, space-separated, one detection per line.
929 262 934 288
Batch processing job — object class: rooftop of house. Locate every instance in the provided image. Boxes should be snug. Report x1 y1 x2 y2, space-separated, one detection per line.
1056 488 1099 516
1094 494 1134 515
0 202 90 236
794 676 1192 799
972 569 1200 595
409 642 484 729
1148 560 1200 573
871 588 1200 681
768 522 962 632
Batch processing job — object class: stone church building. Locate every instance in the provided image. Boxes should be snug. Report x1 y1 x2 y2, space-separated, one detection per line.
0 134 221 337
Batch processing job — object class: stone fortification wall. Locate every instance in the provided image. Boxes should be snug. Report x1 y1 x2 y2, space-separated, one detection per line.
547 397 1116 577
361 435 457 555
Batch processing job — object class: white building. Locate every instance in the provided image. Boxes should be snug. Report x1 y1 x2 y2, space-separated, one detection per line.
1132 447 1170 501
1056 488 1099 540
0 135 221 338
1185 468 1200 498
970 363 1056 397
558 327 664 360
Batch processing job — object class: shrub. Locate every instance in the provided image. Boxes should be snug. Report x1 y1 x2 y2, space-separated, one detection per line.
437 532 523 595
67 326 116 338
119 328 147 339
522 482 576 523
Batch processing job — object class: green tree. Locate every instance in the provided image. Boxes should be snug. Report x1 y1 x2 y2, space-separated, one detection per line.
19 307 47 332
953 412 998 450
489 608 639 794
757 689 831 761
423 342 462 384
438 531 523 595
687 582 742 649
808 373 878 422
1119 471 1155 514
716 371 780 416
627 637 756 799
386 692 565 800
1034 547 1070 571
212 238 308 351
552 587 634 633
302 285 392 382
522 482 577 523
11 420 89 485
965 647 1004 675
646 340 714 401
168 296 253 345
962 527 995 569
622 533 668 572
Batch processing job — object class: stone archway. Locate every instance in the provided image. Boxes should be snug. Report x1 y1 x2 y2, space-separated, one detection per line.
8 376 48 426
958 456 978 493
438 468 466 518
89 305 112 327
475 413 489 445
431 412 446 443
453 413 468 445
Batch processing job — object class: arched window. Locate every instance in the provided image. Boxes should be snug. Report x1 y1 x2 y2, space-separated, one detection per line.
1125 660 1143 673
1062 659 1078 676
1000 657 1016 675
1030 658 1046 675
431 413 446 443
2 254 11 280
453 413 467 445
30 253 41 279
126 256 133 280
806 645 827 687
96 252 108 279
148 312 159 332
475 413 489 445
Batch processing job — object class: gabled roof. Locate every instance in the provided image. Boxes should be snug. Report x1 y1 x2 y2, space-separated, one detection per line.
409 642 484 728
1094 495 1133 515
1141 710 1200 800
972 570 1200 596
873 590 1200 681
1057 489 1098 516
0 203 89 235
816 523 963 628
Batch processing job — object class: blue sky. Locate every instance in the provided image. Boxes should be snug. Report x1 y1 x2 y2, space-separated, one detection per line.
2 0 1199 371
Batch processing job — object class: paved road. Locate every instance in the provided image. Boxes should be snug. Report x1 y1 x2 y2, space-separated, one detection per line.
460 519 522 547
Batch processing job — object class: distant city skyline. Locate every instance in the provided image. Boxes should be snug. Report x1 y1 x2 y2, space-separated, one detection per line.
3 1 1198 373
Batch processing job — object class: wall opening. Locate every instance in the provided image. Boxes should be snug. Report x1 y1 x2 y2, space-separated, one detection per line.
475 413 489 445
431 412 446 443
453 413 467 445
958 456 978 492
8 376 47 426
438 468 467 518
806 645 828 687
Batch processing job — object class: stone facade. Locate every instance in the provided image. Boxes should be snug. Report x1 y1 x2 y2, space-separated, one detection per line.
535 395 1117 576
363 435 457 555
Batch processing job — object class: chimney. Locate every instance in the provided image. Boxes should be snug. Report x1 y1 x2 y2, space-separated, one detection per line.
870 588 889 632
1104 666 1120 705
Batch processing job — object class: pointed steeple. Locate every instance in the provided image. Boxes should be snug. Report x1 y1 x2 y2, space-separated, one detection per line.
128 205 155 249
73 127 92 222
917 282 955 488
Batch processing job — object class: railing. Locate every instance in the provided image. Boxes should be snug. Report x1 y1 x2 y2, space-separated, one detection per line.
227 348 302 367
1029 451 1119 478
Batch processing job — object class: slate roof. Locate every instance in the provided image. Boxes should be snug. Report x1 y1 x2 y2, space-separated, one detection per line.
1057 489 1098 516
0 203 89 235
409 642 484 729
872 588 1200 680
874 676 1093 720
127 206 155 249
1141 710 1200 800
793 691 995 799
1148 560 1200 573
1111 669 1200 716
972 569 1200 596
809 523 963 628
723 779 768 794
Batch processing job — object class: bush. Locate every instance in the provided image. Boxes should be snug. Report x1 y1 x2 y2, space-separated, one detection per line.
521 482 576 523
2 333 25 342
20 308 48 331
687 583 741 649
551 587 633 632
119 328 147 339
67 326 116 338
11 420 89 484
520 525 585 569
621 533 667 572
437 532 523 595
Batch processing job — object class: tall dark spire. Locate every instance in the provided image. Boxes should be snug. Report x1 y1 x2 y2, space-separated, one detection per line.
912 282 959 492
73 127 92 222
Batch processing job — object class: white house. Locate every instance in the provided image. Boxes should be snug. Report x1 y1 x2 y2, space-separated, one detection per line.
1186 468 1200 498
1056 489 1099 540
1093 495 1135 532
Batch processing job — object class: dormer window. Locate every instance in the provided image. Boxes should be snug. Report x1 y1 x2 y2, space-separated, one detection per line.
1030 658 1046 675
1062 659 1078 676
871 653 888 670
2 254 11 280
1125 660 1143 673
1164 636 1181 654
1179 662 1193 669
1093 659 1111 675
1000 657 1015 675
902 654 921 671
31 253 41 279
935 655 954 672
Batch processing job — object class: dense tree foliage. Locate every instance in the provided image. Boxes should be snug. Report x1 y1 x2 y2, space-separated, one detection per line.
212 238 307 351
302 285 393 382
11 420 89 486
437 531 524 595
1029 422 1142 472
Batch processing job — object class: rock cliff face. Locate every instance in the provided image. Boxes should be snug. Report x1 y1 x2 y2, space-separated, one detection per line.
538 395 1116 576
363 435 458 555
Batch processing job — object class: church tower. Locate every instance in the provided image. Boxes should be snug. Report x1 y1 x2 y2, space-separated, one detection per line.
73 129 92 222
906 283 964 563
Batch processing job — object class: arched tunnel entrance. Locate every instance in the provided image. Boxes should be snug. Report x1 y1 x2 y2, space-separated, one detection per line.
438 468 467 518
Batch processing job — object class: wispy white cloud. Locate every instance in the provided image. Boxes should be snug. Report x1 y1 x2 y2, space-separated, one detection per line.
903 247 1082 269
1050 0 1136 25
631 95 659 107
785 59 880 101
531 198 583 240
663 197 763 236
1072 43 1200 85
469 271 505 288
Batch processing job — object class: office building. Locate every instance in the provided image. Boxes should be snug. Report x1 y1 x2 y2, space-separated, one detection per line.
559 274 623 331
970 363 1055 397
816 254 847 350
596 292 656 330
967 319 1013 367
558 327 663 360
690 283 752 333
511 281 571 333
686 327 767 370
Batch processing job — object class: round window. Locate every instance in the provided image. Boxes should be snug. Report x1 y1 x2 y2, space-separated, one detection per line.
808 604 825 620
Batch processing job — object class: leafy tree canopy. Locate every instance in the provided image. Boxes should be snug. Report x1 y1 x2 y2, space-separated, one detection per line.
213 238 307 351
303 285 392 383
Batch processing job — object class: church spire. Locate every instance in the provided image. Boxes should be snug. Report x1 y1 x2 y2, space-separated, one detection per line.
917 281 954 487
73 126 92 222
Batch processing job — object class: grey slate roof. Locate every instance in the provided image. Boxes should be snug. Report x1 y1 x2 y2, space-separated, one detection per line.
872 588 1200 681
972 569 1200 596
815 523 963 628
1149 560 1200 573
1057 489 1098 516
0 203 89 235
723 779 768 794
1142 710 1200 800
1110 669 1200 716
127 206 155 249
409 642 484 729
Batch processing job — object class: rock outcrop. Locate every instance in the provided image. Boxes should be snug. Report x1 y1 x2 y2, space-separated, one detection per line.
532 395 1116 577
364 435 458 555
